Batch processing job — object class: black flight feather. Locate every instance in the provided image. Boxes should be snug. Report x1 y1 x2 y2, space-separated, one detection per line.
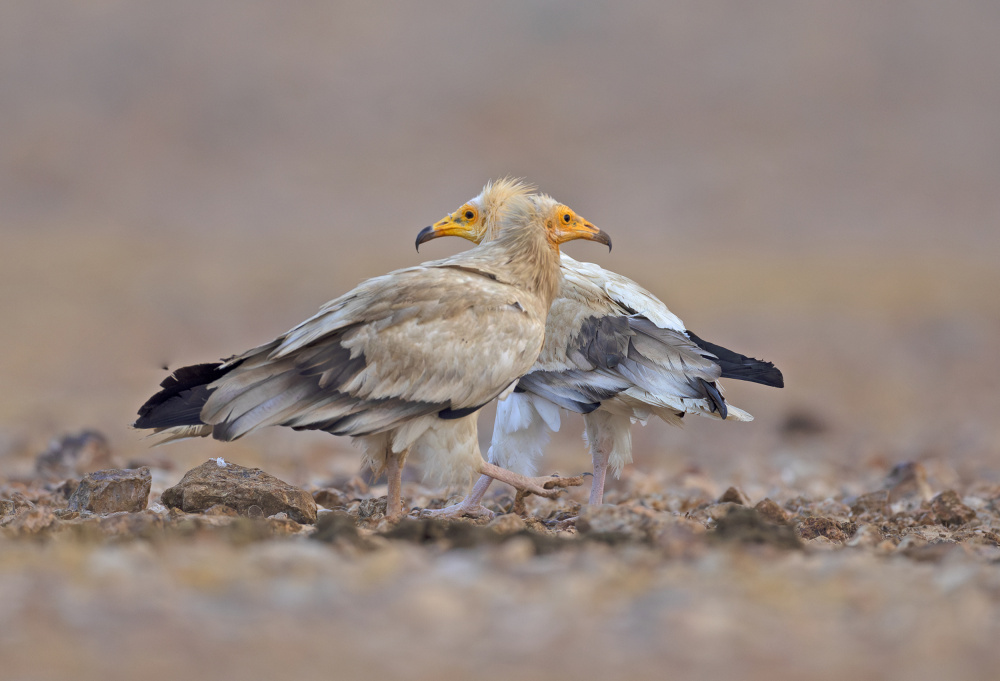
685 330 784 388
134 360 241 429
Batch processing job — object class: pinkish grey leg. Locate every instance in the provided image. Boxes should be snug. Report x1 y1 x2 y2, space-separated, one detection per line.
589 447 610 505
419 474 496 520
385 451 405 522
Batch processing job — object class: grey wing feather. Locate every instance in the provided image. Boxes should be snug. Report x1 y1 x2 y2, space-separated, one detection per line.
517 314 726 415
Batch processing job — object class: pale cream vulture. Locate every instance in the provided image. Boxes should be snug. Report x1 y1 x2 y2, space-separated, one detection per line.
419 185 783 519
134 179 611 521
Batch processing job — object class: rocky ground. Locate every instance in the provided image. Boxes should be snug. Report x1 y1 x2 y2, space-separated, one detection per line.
3 430 1000 681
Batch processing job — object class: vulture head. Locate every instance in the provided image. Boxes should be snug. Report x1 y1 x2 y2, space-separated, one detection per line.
417 179 611 252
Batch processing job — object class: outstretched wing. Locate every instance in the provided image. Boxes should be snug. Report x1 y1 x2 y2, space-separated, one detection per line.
189 264 545 441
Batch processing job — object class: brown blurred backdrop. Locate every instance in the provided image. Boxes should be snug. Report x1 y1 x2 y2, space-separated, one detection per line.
2 1 999 494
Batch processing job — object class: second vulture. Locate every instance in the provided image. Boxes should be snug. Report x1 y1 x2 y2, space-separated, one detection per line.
418 183 783 519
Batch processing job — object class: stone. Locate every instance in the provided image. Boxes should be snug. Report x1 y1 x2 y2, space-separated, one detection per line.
35 430 114 480
753 498 790 524
161 460 317 524
884 462 933 504
930 490 976 528
68 467 151 514
850 490 890 518
797 517 857 543
313 488 351 509
718 486 748 505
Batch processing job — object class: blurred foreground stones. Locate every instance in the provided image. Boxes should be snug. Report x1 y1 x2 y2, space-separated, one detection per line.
3 431 1000 681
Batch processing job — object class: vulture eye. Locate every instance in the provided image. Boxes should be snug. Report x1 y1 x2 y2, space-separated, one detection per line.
562 213 572 224
464 210 475 221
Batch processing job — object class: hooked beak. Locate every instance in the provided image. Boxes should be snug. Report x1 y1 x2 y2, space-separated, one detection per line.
415 214 477 252
555 218 612 252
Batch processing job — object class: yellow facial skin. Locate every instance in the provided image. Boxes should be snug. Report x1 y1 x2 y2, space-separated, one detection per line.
415 200 611 251
547 204 611 250
415 204 482 251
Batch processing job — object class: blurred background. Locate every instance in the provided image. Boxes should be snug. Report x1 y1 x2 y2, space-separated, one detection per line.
5 4 1000 681
1 0 999 493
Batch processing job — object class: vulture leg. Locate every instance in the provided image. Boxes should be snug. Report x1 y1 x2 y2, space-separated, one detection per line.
589 451 610 505
583 411 633 505
385 451 406 522
420 475 495 520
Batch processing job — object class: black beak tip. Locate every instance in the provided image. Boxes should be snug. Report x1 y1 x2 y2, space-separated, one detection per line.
415 225 434 252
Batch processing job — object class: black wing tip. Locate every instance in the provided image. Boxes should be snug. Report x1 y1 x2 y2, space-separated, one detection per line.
685 329 784 389
135 360 238 429
769 368 785 389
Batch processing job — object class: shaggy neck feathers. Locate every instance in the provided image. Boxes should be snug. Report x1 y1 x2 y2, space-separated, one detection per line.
489 200 562 308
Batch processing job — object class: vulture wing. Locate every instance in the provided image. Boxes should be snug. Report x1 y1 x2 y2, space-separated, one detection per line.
142 261 545 443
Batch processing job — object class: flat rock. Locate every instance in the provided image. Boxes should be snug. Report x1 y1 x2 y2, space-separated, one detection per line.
68 467 151 514
161 460 317 524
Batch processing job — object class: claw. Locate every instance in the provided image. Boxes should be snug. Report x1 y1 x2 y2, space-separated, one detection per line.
541 474 586 491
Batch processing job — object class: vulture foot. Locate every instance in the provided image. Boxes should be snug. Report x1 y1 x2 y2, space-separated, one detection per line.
418 500 495 521
507 473 586 516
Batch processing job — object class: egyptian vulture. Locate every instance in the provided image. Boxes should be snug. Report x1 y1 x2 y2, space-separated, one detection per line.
419 185 783 519
134 179 611 521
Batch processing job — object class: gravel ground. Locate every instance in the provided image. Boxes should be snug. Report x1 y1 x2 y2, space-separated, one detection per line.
3 447 1000 681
